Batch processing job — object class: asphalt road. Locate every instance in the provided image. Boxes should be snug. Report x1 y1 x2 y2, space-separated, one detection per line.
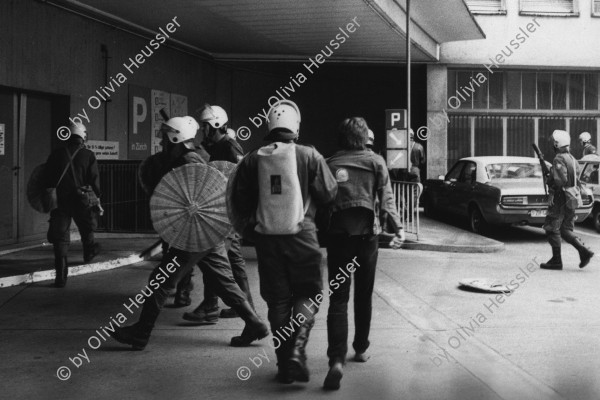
0 222 598 400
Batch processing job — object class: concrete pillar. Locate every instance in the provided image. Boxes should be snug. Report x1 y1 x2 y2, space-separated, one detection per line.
426 64 448 179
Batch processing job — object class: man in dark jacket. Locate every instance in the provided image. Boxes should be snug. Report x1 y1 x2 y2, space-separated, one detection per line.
323 117 404 390
45 122 100 287
231 100 338 384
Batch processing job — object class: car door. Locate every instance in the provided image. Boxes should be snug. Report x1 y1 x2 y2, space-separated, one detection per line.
438 161 465 213
581 161 599 199
450 161 477 216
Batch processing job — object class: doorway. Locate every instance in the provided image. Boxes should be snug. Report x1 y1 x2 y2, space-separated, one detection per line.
0 87 69 245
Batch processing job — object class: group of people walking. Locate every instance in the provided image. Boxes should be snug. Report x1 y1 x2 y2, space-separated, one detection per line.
100 100 404 390
43 99 595 391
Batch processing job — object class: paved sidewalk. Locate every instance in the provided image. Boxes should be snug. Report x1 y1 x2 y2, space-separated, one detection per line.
0 235 160 288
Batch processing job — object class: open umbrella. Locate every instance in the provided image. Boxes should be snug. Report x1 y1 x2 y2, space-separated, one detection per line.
209 160 236 178
150 163 231 252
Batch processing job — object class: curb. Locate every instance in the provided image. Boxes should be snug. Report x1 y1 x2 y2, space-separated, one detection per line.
379 235 505 253
0 243 162 289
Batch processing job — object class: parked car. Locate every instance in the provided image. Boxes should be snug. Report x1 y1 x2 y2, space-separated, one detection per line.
422 156 594 234
579 154 600 232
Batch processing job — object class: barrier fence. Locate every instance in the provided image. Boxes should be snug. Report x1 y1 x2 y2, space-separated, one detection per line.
391 181 423 240
97 161 153 233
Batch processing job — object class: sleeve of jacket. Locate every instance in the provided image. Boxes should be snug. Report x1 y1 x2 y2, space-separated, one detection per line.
550 158 569 190
376 158 402 231
87 152 101 197
309 150 337 205
232 152 259 225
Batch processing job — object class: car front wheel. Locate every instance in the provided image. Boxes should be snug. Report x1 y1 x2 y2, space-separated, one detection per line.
469 206 488 235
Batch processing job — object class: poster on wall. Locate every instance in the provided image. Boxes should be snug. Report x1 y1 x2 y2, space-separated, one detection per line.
0 124 5 155
86 140 119 160
170 93 188 119
151 90 170 155
128 85 152 160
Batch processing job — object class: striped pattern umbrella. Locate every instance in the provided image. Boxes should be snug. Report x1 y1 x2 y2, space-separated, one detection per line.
209 160 236 178
150 163 231 252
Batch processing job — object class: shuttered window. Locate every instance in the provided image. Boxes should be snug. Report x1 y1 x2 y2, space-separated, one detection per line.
520 0 575 14
465 0 505 13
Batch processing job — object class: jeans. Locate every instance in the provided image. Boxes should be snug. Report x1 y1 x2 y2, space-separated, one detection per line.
326 234 378 364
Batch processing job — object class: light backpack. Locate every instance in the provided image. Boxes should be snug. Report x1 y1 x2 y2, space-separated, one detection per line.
255 142 307 234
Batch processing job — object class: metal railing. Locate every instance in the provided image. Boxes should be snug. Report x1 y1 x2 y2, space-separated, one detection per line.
391 181 423 240
97 161 153 233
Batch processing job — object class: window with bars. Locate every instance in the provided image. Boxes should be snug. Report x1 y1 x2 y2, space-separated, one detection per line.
520 0 577 15
464 0 506 14
447 70 600 111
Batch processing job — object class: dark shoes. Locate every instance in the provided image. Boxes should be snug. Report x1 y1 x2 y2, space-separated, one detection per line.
323 362 343 391
541 247 562 270
578 247 594 269
109 323 150 350
173 290 192 308
182 304 219 324
83 243 101 263
54 257 68 288
230 321 269 347
287 320 314 382
353 352 370 362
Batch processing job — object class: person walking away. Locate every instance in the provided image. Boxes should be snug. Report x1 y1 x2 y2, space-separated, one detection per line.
182 104 254 321
109 116 268 350
230 100 337 384
45 122 101 287
541 130 594 270
323 117 405 390
579 132 597 158
408 128 425 183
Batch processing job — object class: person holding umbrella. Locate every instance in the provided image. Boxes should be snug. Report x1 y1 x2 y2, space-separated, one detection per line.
182 104 255 322
110 116 268 350
229 100 338 384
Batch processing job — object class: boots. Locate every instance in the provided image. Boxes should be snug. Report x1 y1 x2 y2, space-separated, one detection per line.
83 242 100 263
182 301 220 324
174 273 194 307
109 322 151 350
229 300 269 347
54 256 68 288
572 238 594 268
540 247 563 270
275 344 293 384
323 360 343 391
287 318 315 382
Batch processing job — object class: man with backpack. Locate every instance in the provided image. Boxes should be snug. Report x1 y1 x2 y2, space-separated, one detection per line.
45 122 101 287
230 100 338 384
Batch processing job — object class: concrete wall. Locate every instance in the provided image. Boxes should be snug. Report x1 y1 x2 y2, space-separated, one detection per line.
441 0 600 69
0 0 217 157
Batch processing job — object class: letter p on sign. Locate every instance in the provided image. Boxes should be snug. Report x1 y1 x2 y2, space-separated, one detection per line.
133 97 147 135
385 109 407 130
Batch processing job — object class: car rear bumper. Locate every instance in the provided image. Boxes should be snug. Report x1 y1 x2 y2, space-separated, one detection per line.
486 205 593 226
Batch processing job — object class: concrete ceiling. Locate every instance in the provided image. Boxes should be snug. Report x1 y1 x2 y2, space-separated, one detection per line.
47 0 485 63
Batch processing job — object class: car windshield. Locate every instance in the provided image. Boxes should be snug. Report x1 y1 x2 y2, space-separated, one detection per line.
485 163 543 180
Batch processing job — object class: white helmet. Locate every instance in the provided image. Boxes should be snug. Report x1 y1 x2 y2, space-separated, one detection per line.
162 116 199 143
552 130 571 148
267 100 301 137
367 129 374 146
199 104 228 129
579 132 592 143
70 122 87 140
227 128 236 140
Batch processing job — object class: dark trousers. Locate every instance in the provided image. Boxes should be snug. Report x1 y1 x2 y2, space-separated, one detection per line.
326 234 378 364
138 242 246 330
201 234 254 308
254 229 323 360
47 204 97 257
543 191 577 247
